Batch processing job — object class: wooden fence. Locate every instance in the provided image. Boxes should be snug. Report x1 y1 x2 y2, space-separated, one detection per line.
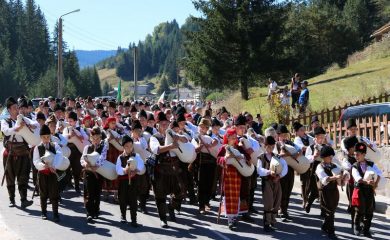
289 92 390 126
320 114 390 148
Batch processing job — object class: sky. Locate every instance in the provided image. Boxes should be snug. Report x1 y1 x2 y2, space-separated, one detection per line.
32 0 199 50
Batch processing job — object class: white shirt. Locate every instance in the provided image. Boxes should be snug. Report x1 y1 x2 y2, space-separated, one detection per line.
315 163 332 186
115 153 145 176
257 153 288 178
32 142 63 171
1 116 38 142
80 140 109 167
149 132 177 157
294 135 314 151
351 161 382 183
63 126 89 141
268 81 278 95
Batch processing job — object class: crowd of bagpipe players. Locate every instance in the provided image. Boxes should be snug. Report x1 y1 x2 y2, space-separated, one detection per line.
0 95 384 239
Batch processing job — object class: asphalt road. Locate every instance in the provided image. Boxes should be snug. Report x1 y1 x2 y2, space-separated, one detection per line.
0 145 389 240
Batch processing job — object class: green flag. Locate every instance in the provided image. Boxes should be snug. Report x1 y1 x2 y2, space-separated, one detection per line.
116 80 122 102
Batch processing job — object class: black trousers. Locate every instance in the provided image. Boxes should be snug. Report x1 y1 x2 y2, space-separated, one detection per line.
4 154 31 201
83 171 102 217
320 186 339 233
38 172 59 214
197 162 216 208
354 186 374 232
280 166 294 214
249 168 258 209
291 91 300 109
68 144 82 188
152 159 184 221
118 178 138 222
179 161 196 201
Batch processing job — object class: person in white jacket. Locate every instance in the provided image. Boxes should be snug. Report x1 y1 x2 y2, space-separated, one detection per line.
32 124 62 222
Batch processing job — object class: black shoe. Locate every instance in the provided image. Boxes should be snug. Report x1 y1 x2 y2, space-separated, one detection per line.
168 206 176 222
9 199 15 208
321 226 329 233
320 210 326 218
41 213 48 220
305 203 311 213
249 207 259 214
160 220 168 228
93 214 99 219
87 216 94 223
353 228 360 236
53 214 60 223
75 186 81 194
228 223 236 231
120 216 127 224
363 230 373 238
328 232 338 240
189 199 198 206
264 225 272 232
21 200 33 209
131 221 139 228
281 213 292 222
241 213 255 223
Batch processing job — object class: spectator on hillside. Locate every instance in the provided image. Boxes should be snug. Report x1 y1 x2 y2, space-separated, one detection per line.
290 73 302 111
298 80 309 114
267 78 278 101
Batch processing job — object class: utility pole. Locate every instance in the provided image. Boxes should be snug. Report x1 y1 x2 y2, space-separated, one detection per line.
57 9 80 98
57 18 63 98
133 47 138 101
176 68 180 102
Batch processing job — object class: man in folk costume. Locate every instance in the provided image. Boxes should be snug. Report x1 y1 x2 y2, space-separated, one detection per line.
209 117 224 200
1 97 35 208
107 101 117 117
351 143 382 237
293 121 314 208
149 111 186 228
131 120 150 214
32 125 62 222
192 118 218 214
315 146 340 239
276 124 300 222
81 127 108 223
341 118 378 156
103 116 123 201
63 111 88 193
217 128 251 230
258 136 288 232
115 111 130 136
304 126 328 214
176 113 197 205
340 136 359 229
233 114 255 221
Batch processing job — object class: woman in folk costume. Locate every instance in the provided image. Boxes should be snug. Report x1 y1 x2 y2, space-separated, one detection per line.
315 145 340 239
192 118 218 214
275 124 301 222
116 135 145 227
258 136 287 232
131 119 150 214
102 116 123 201
80 126 108 223
304 126 328 214
217 128 251 230
340 136 359 229
63 111 89 194
32 125 62 222
234 114 255 221
351 143 383 238
81 115 94 137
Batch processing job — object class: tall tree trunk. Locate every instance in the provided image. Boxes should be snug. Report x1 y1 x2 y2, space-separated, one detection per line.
240 76 249 100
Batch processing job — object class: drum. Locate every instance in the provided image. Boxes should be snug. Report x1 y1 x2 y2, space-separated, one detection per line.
85 152 118 180
165 129 196 163
225 146 255 177
16 114 40 146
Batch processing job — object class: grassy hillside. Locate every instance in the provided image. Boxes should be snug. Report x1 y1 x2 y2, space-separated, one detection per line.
215 38 390 125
